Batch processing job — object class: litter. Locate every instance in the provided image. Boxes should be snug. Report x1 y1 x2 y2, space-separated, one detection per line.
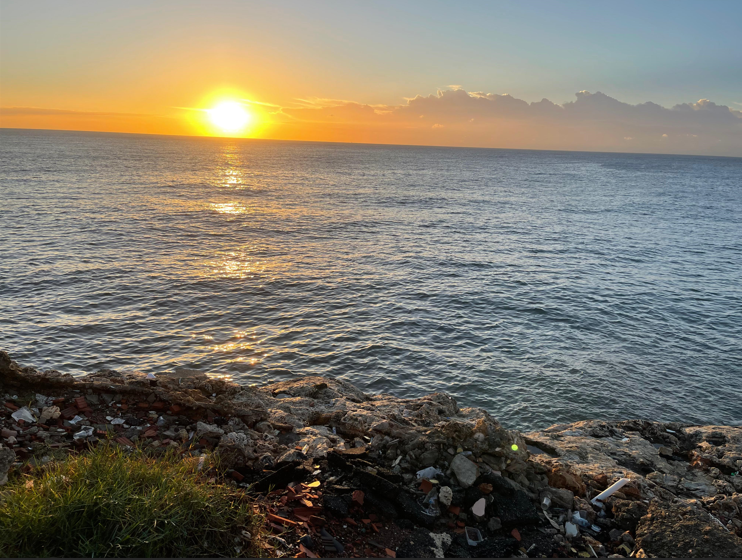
11 407 36 424
591 477 630 506
565 521 579 538
68 415 84 425
416 466 443 480
465 527 483 546
73 426 94 439
571 511 591 528
110 418 126 425
542 496 552 509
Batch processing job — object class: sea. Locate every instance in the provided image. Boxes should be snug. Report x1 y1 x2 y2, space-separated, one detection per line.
1 128 740 430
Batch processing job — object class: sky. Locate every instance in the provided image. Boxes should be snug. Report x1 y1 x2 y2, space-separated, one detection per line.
1 0 741 156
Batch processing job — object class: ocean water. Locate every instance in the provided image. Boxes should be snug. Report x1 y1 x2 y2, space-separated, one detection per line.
1 129 740 430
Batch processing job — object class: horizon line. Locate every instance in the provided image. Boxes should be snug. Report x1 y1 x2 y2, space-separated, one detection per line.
2 126 741 160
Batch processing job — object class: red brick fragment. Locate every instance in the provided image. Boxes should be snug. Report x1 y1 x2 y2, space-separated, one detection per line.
344 517 358 526
137 402 149 409
385 549 396 558
230 470 245 481
299 544 317 558
448 505 461 515
152 401 165 410
4 402 19 411
115 436 134 447
511 528 521 541
169 404 183 414
419 479 433 493
352 489 365 505
60 406 79 420
267 513 299 526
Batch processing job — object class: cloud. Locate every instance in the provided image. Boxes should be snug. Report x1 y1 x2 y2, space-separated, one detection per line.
275 88 742 156
3 89 741 156
0 107 148 117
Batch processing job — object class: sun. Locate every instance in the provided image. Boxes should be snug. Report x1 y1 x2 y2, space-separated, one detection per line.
207 101 251 134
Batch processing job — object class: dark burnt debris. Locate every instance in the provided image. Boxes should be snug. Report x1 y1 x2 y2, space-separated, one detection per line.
1 351 741 558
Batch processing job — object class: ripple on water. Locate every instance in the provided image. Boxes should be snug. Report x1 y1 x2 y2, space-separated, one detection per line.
1 130 741 430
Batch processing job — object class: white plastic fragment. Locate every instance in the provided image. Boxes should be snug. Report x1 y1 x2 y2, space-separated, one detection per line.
73 426 94 439
565 521 579 537
68 415 84 425
416 466 444 480
11 407 36 424
465 527 483 546
110 418 126 425
591 477 631 505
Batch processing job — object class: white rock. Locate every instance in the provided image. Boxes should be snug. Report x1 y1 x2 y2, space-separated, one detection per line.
451 453 479 488
471 498 486 518
39 406 61 423
438 485 453 507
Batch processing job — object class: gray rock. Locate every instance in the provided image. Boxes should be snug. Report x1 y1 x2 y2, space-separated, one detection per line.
195 421 224 439
487 517 502 531
451 454 479 488
419 448 439 467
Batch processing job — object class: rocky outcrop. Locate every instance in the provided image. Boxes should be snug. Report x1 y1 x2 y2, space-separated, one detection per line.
2 350 741 558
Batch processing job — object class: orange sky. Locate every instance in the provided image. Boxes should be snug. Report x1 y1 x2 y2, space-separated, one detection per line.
1 2 741 156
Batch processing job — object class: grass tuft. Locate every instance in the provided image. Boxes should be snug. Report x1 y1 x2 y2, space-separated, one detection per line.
0 443 262 558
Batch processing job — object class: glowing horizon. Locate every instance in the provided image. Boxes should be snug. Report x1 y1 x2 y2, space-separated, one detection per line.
1 1 740 156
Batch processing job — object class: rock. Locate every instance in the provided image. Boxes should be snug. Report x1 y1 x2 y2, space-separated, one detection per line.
0 447 15 485
195 421 224 439
276 449 307 464
451 454 479 488
39 406 60 423
471 498 486 518
323 495 350 517
541 487 574 508
487 517 502 531
612 499 649 532
439 485 453 507
547 467 586 496
636 501 742 558
419 448 439 467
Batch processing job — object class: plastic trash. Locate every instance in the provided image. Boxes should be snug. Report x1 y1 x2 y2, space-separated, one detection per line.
591 477 630 506
73 426 94 439
564 521 579 538
110 418 126 425
465 527 483 546
542 496 552 509
571 511 591 528
11 407 36 424
68 415 84 425
416 466 444 480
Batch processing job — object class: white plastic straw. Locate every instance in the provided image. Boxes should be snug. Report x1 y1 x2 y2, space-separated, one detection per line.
591 477 630 505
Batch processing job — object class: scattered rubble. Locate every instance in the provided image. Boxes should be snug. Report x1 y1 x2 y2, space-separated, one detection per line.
1 351 741 558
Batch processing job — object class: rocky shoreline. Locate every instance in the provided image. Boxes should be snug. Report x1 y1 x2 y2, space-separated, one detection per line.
1 350 741 558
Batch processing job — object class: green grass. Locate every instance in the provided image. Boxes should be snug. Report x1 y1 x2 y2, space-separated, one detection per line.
0 444 263 558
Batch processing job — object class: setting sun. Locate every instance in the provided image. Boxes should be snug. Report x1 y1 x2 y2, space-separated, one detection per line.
207 101 251 134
